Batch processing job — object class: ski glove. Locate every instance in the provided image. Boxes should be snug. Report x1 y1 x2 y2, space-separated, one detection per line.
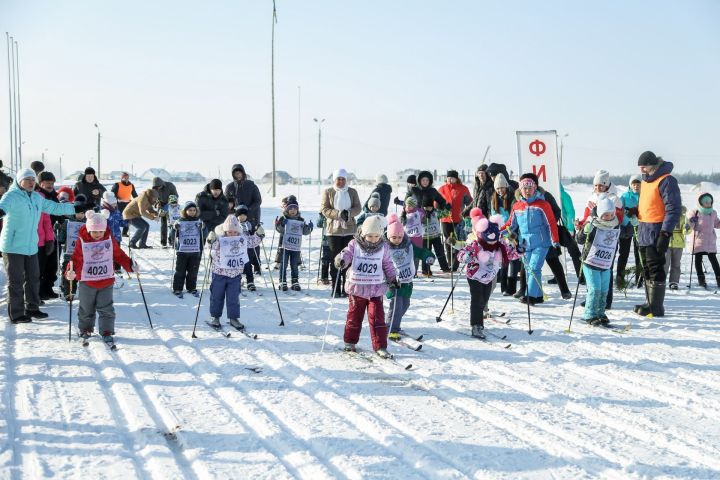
426 256 436 265
340 210 349 222
334 257 346 269
389 279 401 290
206 231 217 244
44 241 55 256
255 225 265 238
656 231 670 255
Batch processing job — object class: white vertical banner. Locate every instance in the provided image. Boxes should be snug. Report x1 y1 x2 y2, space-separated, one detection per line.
516 130 561 204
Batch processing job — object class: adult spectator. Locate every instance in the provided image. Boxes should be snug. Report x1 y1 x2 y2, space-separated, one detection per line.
0 168 82 323
504 173 560 305
111 172 138 237
477 162 519 218
363 174 392 216
73 167 106 207
320 168 361 297
471 165 494 217
412 170 450 275
1 160 14 192
224 164 261 224
437 170 472 270
35 171 63 299
30 160 45 175
122 187 159 249
634 151 681 317
393 174 417 208
196 179 230 239
488 173 520 295
151 176 179 247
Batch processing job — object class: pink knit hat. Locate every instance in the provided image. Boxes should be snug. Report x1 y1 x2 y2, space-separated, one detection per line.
222 214 241 233
469 207 484 229
86 211 107 232
386 213 404 238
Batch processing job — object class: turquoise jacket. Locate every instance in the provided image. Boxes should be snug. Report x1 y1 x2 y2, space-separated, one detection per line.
620 190 639 227
0 181 76 255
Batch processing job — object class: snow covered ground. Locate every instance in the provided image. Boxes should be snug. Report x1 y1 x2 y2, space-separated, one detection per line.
1 180 720 479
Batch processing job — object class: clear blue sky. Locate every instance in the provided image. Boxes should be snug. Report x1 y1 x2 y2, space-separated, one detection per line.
2 0 719 181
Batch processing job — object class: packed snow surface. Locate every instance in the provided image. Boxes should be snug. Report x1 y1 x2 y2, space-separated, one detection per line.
1 181 719 479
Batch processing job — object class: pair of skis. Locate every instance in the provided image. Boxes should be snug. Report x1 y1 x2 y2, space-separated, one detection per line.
79 333 117 350
205 321 258 339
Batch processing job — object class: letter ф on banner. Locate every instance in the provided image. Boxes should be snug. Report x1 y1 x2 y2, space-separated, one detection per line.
515 130 561 205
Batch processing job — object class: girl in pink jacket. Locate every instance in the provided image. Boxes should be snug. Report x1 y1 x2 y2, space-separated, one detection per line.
335 215 397 358
688 192 720 289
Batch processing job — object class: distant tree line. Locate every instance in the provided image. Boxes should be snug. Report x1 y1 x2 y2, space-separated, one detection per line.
563 171 720 185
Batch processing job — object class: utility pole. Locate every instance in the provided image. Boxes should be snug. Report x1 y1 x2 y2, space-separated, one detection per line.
270 0 278 197
5 32 14 172
94 123 101 178
314 118 325 194
13 40 22 167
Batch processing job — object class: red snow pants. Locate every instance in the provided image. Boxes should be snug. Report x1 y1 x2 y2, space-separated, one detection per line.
344 295 387 350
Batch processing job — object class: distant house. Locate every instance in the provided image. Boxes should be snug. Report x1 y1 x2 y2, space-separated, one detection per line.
140 168 172 181
100 170 126 181
64 171 84 182
171 171 206 182
260 170 293 185
395 168 418 183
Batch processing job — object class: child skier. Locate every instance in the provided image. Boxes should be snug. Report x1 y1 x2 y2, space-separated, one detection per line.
208 215 247 330
275 199 313 291
172 201 203 297
576 198 621 325
664 205 691 290
457 215 518 338
356 193 384 227
335 215 397 358
101 191 128 244
58 195 89 300
316 213 332 285
384 213 435 340
64 211 135 345
688 192 720 289
166 195 182 248
233 204 264 291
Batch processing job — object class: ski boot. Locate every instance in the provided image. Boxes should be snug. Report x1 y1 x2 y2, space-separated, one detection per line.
471 324 486 339
208 317 221 328
189 290 200 297
698 275 707 289
343 343 356 352
101 331 115 346
599 314 610 326
79 329 92 340
173 290 183 298
280 282 288 292
561 291 573 300
585 317 601 326
228 318 245 330
320 278 330 285
247 283 256 292
291 279 301 291
669 282 678 290
375 348 392 359
388 332 401 341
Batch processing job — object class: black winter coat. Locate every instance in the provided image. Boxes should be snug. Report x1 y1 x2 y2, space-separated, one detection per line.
362 183 393 216
224 163 262 225
73 178 107 207
195 185 230 231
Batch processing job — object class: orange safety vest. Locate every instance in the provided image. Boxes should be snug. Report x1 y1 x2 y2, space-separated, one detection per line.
115 182 134 202
638 173 669 223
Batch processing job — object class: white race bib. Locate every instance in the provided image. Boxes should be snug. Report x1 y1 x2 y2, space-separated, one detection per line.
470 249 502 284
390 244 415 283
169 206 182 223
349 243 384 285
282 219 304 252
218 236 249 269
404 211 424 237
177 221 202 253
81 239 114 281
66 221 83 254
584 228 620 270
423 212 441 238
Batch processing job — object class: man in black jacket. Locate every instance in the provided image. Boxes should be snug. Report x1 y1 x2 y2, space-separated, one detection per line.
152 176 179 247
195 179 229 239
73 167 106 208
224 164 263 273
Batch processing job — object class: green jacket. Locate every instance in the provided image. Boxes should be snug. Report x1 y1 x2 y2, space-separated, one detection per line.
670 206 690 249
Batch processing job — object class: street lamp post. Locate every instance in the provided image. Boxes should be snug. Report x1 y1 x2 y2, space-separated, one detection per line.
94 123 101 178
558 133 569 172
313 118 324 194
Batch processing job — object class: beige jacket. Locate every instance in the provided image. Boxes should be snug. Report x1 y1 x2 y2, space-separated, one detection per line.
320 187 361 236
122 189 159 221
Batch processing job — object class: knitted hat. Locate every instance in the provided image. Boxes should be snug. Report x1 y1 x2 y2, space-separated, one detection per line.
361 215 385 236
406 174 417 185
477 164 488 172
376 174 388 184
74 193 88 206
222 214 241 233
333 168 348 180
121 171 130 180
469 207 484 229
86 211 107 232
446 170 459 180
494 173 509 189
102 191 117 206
30 161 45 174
519 172 538 185
404 196 418 208
699 193 713 206
596 198 616 217
368 192 381 210
593 170 610 187
638 151 659 166
38 171 56 183
84 167 96 176
168 194 178 204
386 213 404 238
16 168 36 182
629 174 642 185
234 204 249 217
209 178 223 190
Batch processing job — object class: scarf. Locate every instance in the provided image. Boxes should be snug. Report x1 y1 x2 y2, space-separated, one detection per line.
699 206 714 215
591 216 619 230
354 233 385 254
332 185 351 229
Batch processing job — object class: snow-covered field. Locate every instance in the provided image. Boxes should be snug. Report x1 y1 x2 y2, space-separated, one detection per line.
1 180 720 479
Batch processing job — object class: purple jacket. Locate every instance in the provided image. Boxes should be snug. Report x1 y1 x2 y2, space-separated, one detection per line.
689 195 720 253
637 161 682 247
338 236 397 299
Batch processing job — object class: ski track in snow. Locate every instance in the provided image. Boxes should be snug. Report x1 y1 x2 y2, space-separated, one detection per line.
1 181 720 479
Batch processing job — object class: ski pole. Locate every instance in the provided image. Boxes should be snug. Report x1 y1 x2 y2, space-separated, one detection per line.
688 228 696 290
519 255 533 335
268 217 277 267
449 232 456 313
191 245 213 338
307 228 312 291
67 262 74 342
320 268 343 353
135 269 154 330
386 279 400 339
260 238 285 326
436 264 465 323
565 230 591 333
